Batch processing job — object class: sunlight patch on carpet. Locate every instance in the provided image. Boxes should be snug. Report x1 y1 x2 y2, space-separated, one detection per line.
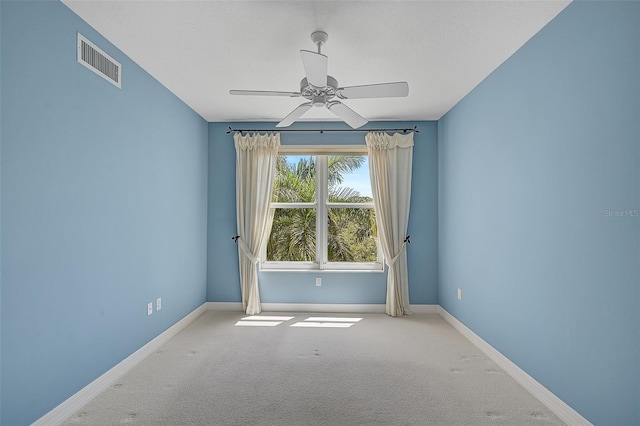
235 316 362 328
290 322 354 328
290 317 363 328
305 317 362 322
235 320 283 327
242 316 295 321
235 315 295 327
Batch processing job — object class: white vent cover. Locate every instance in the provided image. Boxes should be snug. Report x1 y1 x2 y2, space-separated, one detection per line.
77 33 121 88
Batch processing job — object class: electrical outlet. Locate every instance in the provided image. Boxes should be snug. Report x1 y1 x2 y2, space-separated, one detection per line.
457 288 462 300
156 297 162 311
316 277 322 287
147 302 153 316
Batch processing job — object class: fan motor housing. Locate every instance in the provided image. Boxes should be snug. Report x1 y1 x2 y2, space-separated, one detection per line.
300 76 338 106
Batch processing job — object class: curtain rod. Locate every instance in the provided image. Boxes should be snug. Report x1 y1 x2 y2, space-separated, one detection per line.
226 126 419 134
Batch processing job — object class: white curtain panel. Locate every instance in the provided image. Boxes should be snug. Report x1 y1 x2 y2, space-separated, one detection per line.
366 132 414 317
234 132 280 315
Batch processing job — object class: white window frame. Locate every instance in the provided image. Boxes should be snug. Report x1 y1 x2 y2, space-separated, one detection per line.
261 145 383 272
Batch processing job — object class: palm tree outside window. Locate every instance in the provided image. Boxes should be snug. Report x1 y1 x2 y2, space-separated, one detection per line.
262 148 383 271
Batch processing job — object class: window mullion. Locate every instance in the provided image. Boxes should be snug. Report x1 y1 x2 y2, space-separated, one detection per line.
317 155 328 269
326 202 374 209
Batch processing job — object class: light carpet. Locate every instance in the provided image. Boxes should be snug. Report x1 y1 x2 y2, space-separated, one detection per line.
63 311 564 425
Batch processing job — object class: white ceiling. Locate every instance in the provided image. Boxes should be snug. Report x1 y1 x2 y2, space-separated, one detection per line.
62 0 571 123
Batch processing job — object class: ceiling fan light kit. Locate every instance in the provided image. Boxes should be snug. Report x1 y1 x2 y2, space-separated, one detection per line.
229 31 409 129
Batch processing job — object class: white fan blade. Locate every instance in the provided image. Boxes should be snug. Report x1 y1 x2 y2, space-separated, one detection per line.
300 50 328 87
229 90 300 97
276 102 313 128
327 102 368 129
337 82 409 99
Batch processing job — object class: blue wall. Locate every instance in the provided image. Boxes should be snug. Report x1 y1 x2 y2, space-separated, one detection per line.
207 121 438 306
0 2 3 420
438 2 639 425
0 1 208 424
3 1 637 425
0 2 4 419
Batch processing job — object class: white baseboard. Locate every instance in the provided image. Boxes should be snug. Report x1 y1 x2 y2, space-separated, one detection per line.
437 307 592 426
206 301 386 313
33 303 208 426
263 303 387 313
410 304 439 314
205 301 243 311
206 302 438 314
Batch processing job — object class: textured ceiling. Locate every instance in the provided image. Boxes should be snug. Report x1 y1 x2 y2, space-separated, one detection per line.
62 0 571 123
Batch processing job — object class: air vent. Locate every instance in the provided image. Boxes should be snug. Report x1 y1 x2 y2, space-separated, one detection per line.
77 33 121 88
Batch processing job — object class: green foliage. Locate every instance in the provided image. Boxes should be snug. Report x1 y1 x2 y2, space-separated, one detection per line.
267 155 377 263
272 156 316 203
268 208 316 261
327 208 377 262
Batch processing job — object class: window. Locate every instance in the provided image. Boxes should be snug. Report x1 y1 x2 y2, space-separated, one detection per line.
262 146 382 271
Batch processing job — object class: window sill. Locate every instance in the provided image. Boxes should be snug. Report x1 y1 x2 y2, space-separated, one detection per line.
260 267 385 274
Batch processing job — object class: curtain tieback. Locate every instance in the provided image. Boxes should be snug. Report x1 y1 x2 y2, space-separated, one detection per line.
236 236 259 264
387 235 411 267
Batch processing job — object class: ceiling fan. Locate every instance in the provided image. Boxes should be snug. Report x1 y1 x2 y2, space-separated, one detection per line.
229 31 409 129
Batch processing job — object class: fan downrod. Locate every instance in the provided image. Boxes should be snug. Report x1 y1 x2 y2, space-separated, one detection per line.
310 31 328 53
